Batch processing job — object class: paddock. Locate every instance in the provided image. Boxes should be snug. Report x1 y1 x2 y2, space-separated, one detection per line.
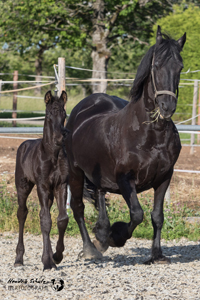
0 135 200 299
0 231 200 299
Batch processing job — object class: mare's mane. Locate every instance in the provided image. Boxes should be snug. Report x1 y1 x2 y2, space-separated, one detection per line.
129 33 183 103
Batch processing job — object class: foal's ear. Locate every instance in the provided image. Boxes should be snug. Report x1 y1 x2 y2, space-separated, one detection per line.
60 90 67 104
177 32 186 49
44 90 52 104
156 25 162 45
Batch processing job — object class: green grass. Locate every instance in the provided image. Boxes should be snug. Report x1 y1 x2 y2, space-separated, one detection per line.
0 93 46 112
106 196 200 241
179 132 199 145
0 88 84 115
0 179 199 241
0 121 42 127
0 112 45 118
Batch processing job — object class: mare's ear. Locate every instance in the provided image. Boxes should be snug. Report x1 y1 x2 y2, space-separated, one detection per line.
156 25 162 45
44 90 52 104
60 90 67 104
177 32 186 49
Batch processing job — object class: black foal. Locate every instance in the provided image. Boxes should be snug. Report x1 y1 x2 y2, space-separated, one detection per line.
14 90 69 271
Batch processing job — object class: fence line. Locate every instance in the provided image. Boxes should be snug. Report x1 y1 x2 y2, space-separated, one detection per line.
0 116 45 121
0 81 56 94
61 65 200 76
1 81 50 84
0 109 45 113
0 67 200 78
0 73 54 79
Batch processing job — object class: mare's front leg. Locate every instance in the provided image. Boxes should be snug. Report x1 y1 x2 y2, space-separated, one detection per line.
37 185 56 270
70 168 102 259
53 184 69 264
108 174 144 247
15 180 34 267
145 175 172 265
93 190 110 253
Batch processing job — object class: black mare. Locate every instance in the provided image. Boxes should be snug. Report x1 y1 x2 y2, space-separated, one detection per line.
66 26 186 263
14 90 69 270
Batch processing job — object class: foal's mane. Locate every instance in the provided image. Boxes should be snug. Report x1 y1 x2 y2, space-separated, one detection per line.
129 33 183 103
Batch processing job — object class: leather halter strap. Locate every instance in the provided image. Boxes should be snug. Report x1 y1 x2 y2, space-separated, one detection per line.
151 53 177 100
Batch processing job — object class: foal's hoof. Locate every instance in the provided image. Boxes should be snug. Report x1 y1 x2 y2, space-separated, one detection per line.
14 262 23 268
144 256 171 265
43 259 57 271
78 244 103 260
93 239 109 253
43 264 57 272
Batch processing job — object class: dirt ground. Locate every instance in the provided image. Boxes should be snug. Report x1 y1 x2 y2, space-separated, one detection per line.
0 134 200 209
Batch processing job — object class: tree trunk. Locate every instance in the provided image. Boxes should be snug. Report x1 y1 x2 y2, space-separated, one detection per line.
91 0 110 94
91 47 110 93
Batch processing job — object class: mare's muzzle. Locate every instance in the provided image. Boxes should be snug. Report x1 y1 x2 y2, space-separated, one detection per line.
151 53 177 120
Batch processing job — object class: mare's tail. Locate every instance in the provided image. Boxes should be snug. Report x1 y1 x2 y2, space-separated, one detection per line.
83 177 109 210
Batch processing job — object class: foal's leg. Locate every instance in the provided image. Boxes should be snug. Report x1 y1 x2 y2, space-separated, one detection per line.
70 169 102 259
15 181 34 267
53 184 69 264
145 176 172 265
93 190 110 253
108 175 144 247
37 185 56 270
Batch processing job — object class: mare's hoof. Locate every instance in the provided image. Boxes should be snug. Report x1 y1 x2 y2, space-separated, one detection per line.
78 245 103 260
53 253 63 265
93 239 109 253
108 221 129 247
144 256 171 265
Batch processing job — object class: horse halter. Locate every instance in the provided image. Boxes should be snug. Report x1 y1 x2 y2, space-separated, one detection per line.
151 53 177 101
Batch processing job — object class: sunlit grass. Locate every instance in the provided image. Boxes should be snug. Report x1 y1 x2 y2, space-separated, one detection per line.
0 177 199 241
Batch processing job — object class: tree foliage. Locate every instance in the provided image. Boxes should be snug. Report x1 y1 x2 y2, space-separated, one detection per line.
0 0 173 91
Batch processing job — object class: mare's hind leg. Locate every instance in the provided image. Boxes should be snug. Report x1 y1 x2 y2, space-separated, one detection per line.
93 190 110 253
14 180 34 267
70 169 102 259
53 184 69 264
108 175 143 248
37 185 56 270
145 176 172 265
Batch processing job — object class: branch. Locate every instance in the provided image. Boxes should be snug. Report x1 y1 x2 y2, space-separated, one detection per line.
104 3 130 38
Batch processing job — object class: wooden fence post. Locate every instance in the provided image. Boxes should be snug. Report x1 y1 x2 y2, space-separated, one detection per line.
190 80 198 154
58 58 66 96
12 71 18 127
